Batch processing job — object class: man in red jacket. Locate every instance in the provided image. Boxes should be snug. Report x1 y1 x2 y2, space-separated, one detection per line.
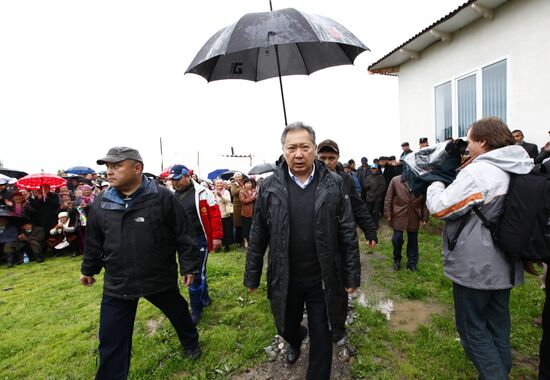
169 165 223 324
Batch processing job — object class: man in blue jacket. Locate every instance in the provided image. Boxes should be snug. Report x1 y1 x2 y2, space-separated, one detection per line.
80 147 202 379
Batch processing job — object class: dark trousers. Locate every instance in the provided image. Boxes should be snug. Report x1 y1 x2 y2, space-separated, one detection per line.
365 200 382 228
540 271 550 380
391 230 418 267
282 279 332 380
221 216 233 250
453 283 511 380
188 235 211 313
96 288 198 380
241 216 252 241
4 240 43 263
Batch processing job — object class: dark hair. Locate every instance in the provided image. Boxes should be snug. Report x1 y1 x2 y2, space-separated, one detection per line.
280 121 316 146
388 155 396 161
511 129 524 136
468 117 515 151
348 159 355 165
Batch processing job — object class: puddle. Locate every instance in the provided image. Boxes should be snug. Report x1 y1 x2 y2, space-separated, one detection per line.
389 300 446 332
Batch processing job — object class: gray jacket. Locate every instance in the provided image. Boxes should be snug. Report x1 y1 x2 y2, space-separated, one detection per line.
426 145 534 290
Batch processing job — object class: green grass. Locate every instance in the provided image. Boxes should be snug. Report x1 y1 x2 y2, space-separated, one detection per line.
0 222 544 379
0 251 274 379
350 223 544 379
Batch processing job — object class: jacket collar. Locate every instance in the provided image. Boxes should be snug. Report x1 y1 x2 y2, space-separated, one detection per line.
273 159 332 188
102 175 158 207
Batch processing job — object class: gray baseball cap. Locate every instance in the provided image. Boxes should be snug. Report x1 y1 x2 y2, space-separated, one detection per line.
97 146 143 165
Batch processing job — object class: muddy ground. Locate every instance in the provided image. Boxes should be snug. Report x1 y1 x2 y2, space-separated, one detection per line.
231 235 447 380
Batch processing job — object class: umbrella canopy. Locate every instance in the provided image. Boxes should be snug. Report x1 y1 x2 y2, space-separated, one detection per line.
220 170 248 181
0 168 28 179
65 166 95 175
186 8 368 82
186 7 368 125
207 168 230 181
248 162 277 175
15 173 67 190
159 165 174 179
0 174 17 185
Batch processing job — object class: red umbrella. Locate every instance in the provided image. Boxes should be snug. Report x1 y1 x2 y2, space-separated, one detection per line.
159 165 174 179
15 173 67 190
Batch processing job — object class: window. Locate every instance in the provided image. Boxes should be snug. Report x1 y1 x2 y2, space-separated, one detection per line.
435 81 452 143
457 74 476 137
434 59 507 139
482 60 507 122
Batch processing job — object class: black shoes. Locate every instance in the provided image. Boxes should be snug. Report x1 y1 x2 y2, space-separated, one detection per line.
407 264 418 272
184 345 201 360
287 326 308 364
393 260 401 271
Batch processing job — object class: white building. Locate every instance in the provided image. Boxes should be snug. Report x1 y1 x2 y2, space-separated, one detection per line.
368 0 550 149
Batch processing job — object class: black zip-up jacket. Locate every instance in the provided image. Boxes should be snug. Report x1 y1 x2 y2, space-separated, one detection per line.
336 166 378 242
244 161 360 338
81 176 201 299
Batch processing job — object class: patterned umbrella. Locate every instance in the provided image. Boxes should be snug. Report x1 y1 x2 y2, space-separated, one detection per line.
15 173 67 190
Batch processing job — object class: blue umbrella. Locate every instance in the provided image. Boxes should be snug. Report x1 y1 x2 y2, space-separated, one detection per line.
65 166 95 175
207 168 230 181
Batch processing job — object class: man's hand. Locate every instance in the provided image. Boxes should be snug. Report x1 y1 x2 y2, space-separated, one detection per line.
247 288 256 294
17 234 26 241
181 274 195 287
80 275 96 287
212 239 222 251
345 288 357 294
366 240 377 249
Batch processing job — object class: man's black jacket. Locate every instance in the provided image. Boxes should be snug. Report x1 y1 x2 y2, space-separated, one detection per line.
244 160 360 338
336 166 377 242
81 176 201 299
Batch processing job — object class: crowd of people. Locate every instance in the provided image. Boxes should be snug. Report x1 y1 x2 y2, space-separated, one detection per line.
0 123 549 379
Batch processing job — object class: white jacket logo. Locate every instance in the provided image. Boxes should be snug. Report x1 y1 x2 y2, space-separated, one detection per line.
134 217 145 223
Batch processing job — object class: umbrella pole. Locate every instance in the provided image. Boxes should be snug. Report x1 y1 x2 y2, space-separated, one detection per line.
274 45 288 126
270 1 288 126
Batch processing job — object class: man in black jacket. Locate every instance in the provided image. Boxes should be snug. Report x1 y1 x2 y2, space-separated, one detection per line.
512 129 539 159
80 147 202 380
316 139 377 245
245 123 360 380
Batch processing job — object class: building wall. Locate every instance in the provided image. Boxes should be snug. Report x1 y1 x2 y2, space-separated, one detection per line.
398 0 550 149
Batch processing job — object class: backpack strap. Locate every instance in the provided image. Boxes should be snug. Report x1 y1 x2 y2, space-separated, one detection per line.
447 209 472 251
472 205 516 285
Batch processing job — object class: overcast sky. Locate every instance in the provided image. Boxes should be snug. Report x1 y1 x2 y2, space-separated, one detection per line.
0 0 465 177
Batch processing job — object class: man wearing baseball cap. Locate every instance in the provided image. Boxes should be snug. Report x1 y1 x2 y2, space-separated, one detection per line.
81 147 203 378
168 164 223 325
316 139 377 344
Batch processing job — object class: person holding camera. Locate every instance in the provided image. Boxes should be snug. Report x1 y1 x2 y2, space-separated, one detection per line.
426 118 533 380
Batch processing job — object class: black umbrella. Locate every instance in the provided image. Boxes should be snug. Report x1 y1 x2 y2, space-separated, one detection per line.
186 4 368 125
0 168 28 179
248 162 277 175
220 170 248 181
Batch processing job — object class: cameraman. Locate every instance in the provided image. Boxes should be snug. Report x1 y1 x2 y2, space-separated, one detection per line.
426 118 533 380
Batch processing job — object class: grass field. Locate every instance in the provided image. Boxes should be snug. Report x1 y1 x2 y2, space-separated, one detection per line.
0 222 544 379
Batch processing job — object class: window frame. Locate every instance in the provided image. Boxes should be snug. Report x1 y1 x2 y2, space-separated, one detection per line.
433 56 509 140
